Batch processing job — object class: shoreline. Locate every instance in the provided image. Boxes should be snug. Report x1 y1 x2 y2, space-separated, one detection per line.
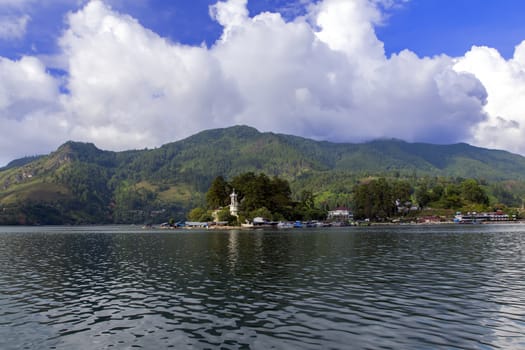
1 220 524 228
177 219 525 230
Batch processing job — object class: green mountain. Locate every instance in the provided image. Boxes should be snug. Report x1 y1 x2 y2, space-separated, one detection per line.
2 125 525 224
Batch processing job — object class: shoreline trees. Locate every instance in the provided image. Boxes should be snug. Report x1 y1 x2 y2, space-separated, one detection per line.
193 173 504 224
353 177 494 221
192 172 327 224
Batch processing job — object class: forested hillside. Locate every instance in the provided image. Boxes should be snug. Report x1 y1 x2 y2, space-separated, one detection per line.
1 125 525 224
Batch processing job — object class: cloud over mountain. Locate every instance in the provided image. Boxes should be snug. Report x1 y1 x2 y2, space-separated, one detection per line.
454 42 525 155
0 0 522 164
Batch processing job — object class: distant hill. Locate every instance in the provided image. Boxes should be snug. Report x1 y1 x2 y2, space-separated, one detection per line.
0 155 44 171
2 125 525 224
118 125 525 182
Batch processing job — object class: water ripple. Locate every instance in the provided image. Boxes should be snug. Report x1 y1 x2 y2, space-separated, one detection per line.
0 225 524 349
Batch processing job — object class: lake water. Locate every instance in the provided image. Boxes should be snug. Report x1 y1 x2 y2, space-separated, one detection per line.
0 225 524 349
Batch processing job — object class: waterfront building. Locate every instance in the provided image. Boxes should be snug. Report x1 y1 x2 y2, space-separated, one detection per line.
230 189 239 217
327 207 353 221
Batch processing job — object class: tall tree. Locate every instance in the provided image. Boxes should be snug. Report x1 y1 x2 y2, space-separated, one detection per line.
230 172 295 219
460 179 489 205
353 178 396 220
206 176 230 209
415 182 431 208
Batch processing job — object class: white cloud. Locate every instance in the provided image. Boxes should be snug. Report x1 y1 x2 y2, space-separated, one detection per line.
1 0 524 165
313 0 385 70
59 0 242 151
210 0 248 39
0 14 30 39
0 56 66 164
454 42 525 154
211 0 487 143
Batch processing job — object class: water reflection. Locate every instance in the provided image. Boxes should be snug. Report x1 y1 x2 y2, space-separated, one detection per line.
0 225 524 349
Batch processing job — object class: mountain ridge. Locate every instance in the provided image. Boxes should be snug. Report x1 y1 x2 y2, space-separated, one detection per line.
5 125 524 177
2 125 525 224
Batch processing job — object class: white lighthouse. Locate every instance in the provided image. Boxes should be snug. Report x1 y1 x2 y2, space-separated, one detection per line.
229 189 239 217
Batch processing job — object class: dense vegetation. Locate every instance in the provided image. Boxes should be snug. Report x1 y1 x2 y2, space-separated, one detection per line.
1 125 525 225
189 173 326 224
352 177 497 221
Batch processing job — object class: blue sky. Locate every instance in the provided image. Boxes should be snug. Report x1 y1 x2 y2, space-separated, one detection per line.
195 0 525 60
1 0 525 165
376 0 525 59
2 0 524 60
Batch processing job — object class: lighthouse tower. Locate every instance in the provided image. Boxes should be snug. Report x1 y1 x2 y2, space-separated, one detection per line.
230 189 239 217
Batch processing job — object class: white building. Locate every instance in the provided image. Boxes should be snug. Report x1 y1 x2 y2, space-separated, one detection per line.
230 189 239 217
327 207 353 221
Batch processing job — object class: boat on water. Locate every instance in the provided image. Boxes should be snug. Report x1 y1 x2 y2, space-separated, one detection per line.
241 217 279 229
277 221 294 229
454 212 479 224
453 211 512 224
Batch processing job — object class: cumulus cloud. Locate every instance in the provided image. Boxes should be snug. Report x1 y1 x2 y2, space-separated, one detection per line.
1 0 524 164
454 42 525 154
210 0 248 39
0 14 30 39
0 56 66 164
59 0 242 151
211 0 487 143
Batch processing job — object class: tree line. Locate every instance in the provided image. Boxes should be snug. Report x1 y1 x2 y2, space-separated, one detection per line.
353 176 501 221
189 172 327 224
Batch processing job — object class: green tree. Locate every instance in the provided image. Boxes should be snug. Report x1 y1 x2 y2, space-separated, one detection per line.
231 172 266 212
461 179 489 205
491 183 521 207
431 184 444 202
217 207 238 225
442 183 463 209
415 182 431 208
206 176 230 209
268 176 294 217
391 180 413 203
249 207 273 221
300 190 315 209
227 172 298 220
188 207 212 222
353 178 396 220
